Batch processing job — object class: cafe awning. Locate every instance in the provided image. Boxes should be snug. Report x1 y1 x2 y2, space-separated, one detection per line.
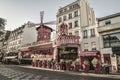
79 51 100 57
4 56 17 59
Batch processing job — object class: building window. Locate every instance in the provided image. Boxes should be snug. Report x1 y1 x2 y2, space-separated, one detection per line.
69 33 72 35
83 30 88 38
64 8 67 12
18 40 21 44
69 6 72 10
74 20 78 27
59 10 63 14
90 28 95 37
103 33 120 48
68 13 72 19
105 20 111 25
84 49 88 51
63 16 66 21
74 3 79 7
59 17 62 23
91 42 96 51
69 23 72 29
74 11 78 17
84 43 88 51
75 31 79 36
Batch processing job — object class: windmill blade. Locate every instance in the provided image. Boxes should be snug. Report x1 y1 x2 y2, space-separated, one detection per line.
44 20 56 25
40 11 44 24
33 20 56 26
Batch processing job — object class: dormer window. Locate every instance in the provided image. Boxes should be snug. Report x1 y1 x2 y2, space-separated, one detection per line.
105 20 111 25
64 8 67 12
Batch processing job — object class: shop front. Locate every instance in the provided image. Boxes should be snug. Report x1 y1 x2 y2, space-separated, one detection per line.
19 47 32 64
58 46 78 62
30 42 54 68
80 51 101 73
112 47 120 71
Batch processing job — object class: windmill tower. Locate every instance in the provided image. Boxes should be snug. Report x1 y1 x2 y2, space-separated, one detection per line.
35 11 55 42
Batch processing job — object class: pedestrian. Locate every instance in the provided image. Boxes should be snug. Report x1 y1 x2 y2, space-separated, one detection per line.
63 61 66 70
101 63 105 74
55 61 59 70
103 61 111 74
52 59 55 69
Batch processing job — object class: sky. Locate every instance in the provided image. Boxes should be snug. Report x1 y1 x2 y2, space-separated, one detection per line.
0 0 120 30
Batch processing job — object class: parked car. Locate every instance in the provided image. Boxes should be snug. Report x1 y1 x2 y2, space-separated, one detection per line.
3 52 20 64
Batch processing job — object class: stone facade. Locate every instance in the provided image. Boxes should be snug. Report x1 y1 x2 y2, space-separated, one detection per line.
56 0 99 52
98 12 120 72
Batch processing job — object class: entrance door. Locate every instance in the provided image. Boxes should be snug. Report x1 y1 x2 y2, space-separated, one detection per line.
87 57 94 70
103 54 111 64
58 47 78 62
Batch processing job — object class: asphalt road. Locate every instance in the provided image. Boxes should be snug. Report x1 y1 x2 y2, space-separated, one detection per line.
0 64 119 80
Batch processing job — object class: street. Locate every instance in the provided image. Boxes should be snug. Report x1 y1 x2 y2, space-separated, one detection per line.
0 64 119 80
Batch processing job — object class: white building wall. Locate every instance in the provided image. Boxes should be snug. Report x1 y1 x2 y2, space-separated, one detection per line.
79 0 89 27
99 16 120 26
22 23 37 45
81 23 100 51
7 22 37 53
56 0 97 52
98 13 120 72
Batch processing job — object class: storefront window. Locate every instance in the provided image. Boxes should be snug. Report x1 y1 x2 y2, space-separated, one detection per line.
103 32 120 48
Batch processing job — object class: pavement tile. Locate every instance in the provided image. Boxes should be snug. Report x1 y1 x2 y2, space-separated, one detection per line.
19 65 120 79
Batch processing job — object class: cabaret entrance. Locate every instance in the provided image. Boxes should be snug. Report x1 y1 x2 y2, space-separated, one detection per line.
80 51 101 70
53 23 80 63
58 46 78 62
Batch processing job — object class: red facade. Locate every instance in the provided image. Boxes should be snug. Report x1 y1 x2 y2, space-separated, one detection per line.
36 24 53 41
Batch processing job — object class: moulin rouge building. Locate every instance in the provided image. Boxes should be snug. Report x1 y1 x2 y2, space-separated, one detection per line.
19 21 102 73
19 23 80 64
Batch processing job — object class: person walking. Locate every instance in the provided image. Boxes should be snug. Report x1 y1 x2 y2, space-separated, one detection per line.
103 61 111 74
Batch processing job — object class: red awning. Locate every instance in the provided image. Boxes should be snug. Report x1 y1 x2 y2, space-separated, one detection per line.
79 51 100 57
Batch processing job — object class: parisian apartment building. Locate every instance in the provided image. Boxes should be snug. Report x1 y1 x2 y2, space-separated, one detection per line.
97 12 120 72
0 0 119 72
0 30 10 56
7 25 25 53
56 0 100 52
0 24 5 52
4 21 37 54
1 31 11 53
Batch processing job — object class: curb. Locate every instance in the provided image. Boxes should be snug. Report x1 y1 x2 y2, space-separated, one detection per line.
19 66 120 79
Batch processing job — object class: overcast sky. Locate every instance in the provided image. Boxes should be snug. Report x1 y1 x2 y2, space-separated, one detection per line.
0 0 120 30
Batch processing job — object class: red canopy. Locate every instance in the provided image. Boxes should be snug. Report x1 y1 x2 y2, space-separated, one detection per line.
79 51 100 57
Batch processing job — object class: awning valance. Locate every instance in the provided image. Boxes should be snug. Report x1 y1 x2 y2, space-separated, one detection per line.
79 51 100 57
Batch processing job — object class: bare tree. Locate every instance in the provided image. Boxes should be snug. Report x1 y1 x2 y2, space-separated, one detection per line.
0 17 6 36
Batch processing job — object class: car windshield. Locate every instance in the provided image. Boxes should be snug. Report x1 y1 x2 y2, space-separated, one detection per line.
7 52 18 56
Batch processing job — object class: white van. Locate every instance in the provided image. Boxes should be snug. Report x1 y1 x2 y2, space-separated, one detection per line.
3 52 20 64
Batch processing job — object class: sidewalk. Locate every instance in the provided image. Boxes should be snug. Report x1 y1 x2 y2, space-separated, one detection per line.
19 65 120 79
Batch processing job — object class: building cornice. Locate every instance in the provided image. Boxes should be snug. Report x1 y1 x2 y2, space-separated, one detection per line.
98 12 120 21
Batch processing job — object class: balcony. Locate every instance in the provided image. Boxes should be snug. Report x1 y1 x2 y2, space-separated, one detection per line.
97 22 120 33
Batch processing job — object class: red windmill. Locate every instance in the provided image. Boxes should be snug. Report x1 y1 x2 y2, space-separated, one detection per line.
30 11 56 42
